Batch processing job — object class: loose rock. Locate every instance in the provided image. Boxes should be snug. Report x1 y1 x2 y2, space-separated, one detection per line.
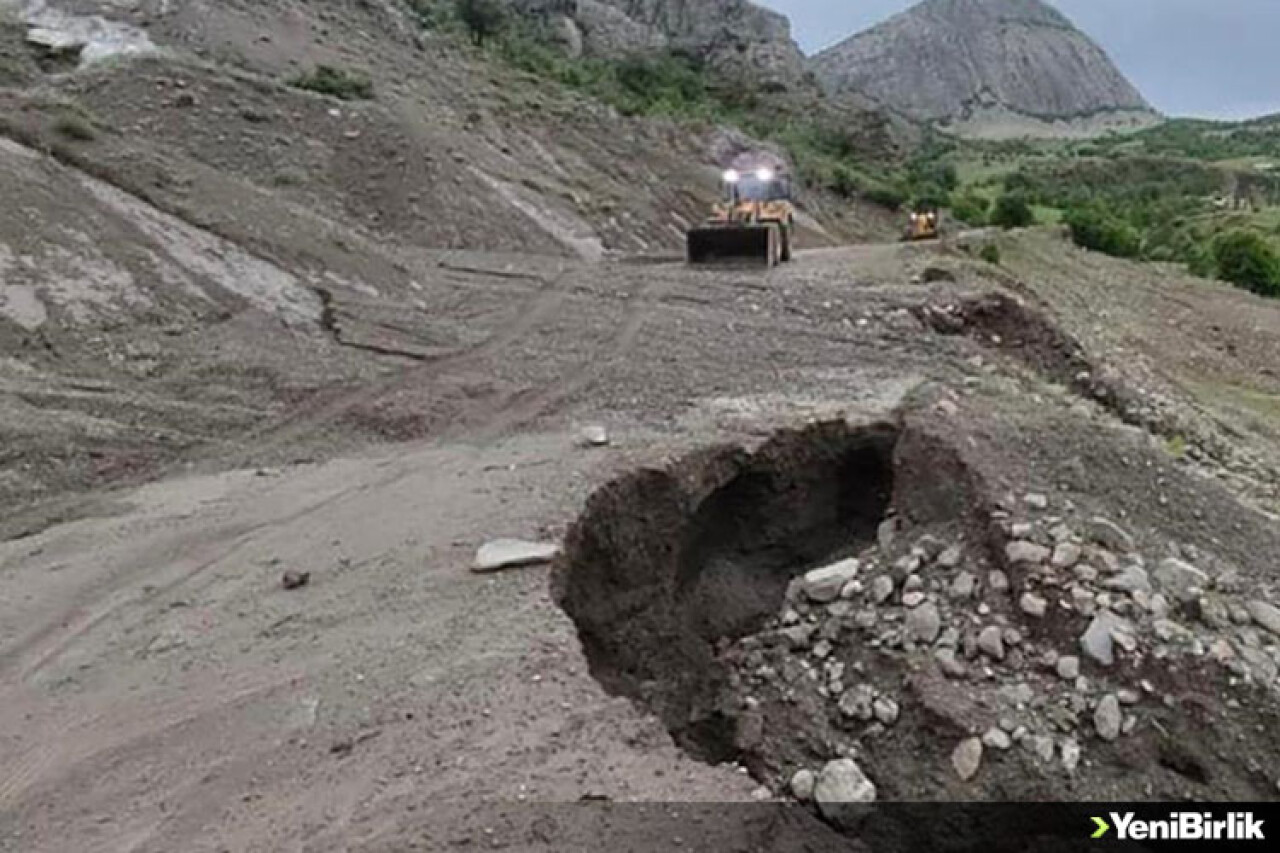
814 758 877 819
281 570 310 590
951 738 983 781
1080 611 1133 666
982 728 1012 750
472 539 560 573
800 559 862 604
839 684 876 721
1019 593 1048 618
1154 558 1209 603
580 424 610 446
873 697 900 726
1103 565 1152 595
950 572 977 600
937 545 964 569
977 625 1005 661
1006 541 1051 565
1056 656 1081 680
1051 542 1082 569
870 575 895 604
1246 601 1280 638
1094 694 1123 741
790 768 816 801
1061 739 1082 773
1087 517 1135 552
905 602 942 645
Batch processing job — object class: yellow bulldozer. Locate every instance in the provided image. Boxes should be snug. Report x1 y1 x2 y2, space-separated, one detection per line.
903 208 941 242
687 160 795 267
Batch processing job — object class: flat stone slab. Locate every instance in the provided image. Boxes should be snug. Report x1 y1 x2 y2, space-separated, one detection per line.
472 539 561 573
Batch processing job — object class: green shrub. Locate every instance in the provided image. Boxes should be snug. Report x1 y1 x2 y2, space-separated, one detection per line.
1212 230 1280 296
990 193 1034 229
830 164 860 199
863 183 907 210
979 244 1001 265
456 0 507 46
290 65 374 100
406 0 457 29
907 158 958 193
1064 206 1142 258
950 192 990 226
910 183 950 212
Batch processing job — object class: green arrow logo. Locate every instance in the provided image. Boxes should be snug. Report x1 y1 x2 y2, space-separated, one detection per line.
1091 816 1111 839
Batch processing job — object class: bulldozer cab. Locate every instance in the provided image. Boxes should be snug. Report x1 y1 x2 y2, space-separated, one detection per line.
729 173 792 204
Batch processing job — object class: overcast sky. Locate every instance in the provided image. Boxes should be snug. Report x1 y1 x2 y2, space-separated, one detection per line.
758 0 1279 120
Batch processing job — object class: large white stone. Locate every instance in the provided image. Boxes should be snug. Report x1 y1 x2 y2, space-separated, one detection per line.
472 539 561 573
814 758 877 819
800 558 861 603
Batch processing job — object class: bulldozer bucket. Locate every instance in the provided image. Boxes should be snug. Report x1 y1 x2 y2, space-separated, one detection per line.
687 224 777 267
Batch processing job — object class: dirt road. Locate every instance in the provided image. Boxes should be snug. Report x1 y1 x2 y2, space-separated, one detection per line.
4 236 1280 849
1 245 934 850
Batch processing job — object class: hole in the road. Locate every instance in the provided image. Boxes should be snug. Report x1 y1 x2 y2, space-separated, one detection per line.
916 293 1093 385
552 421 898 763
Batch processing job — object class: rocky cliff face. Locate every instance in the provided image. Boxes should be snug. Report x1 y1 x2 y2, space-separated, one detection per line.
520 0 807 88
810 0 1158 134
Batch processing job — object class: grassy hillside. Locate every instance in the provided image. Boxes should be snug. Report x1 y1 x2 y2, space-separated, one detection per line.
912 118 1280 297
405 0 920 209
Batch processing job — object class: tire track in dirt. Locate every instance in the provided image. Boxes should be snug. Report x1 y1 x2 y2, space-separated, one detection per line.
236 271 571 462
462 273 678 442
0 670 297 810
0 466 403 686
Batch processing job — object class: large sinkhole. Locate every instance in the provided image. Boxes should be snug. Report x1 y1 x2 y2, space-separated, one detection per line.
553 420 908 763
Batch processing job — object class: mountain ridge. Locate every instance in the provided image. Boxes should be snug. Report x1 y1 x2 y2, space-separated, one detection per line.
808 0 1159 137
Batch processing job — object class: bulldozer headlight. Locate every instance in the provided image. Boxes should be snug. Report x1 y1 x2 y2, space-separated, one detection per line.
755 167 774 182
723 169 740 183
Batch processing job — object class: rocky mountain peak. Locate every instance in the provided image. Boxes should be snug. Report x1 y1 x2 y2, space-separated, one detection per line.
809 0 1158 137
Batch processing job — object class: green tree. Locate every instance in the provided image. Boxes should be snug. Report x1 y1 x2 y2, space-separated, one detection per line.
456 0 506 46
911 183 950 212
830 164 860 199
863 183 907 210
990 193 1034 229
1064 206 1142 258
1212 230 1280 296
950 192 990 227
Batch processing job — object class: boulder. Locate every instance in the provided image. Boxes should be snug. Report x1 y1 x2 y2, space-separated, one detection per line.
1006 541 1051 565
1154 558 1208 603
799 559 861 603
1247 601 1280 638
814 758 877 826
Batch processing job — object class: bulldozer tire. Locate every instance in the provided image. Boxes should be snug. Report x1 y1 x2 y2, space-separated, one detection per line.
780 225 793 263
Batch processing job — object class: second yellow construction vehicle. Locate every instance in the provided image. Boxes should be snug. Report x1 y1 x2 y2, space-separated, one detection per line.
903 208 941 241
687 158 795 267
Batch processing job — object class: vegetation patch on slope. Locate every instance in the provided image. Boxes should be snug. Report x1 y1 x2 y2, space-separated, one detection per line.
403 0 915 209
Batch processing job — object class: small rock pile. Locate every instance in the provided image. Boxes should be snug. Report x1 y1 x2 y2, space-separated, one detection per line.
724 493 1280 806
